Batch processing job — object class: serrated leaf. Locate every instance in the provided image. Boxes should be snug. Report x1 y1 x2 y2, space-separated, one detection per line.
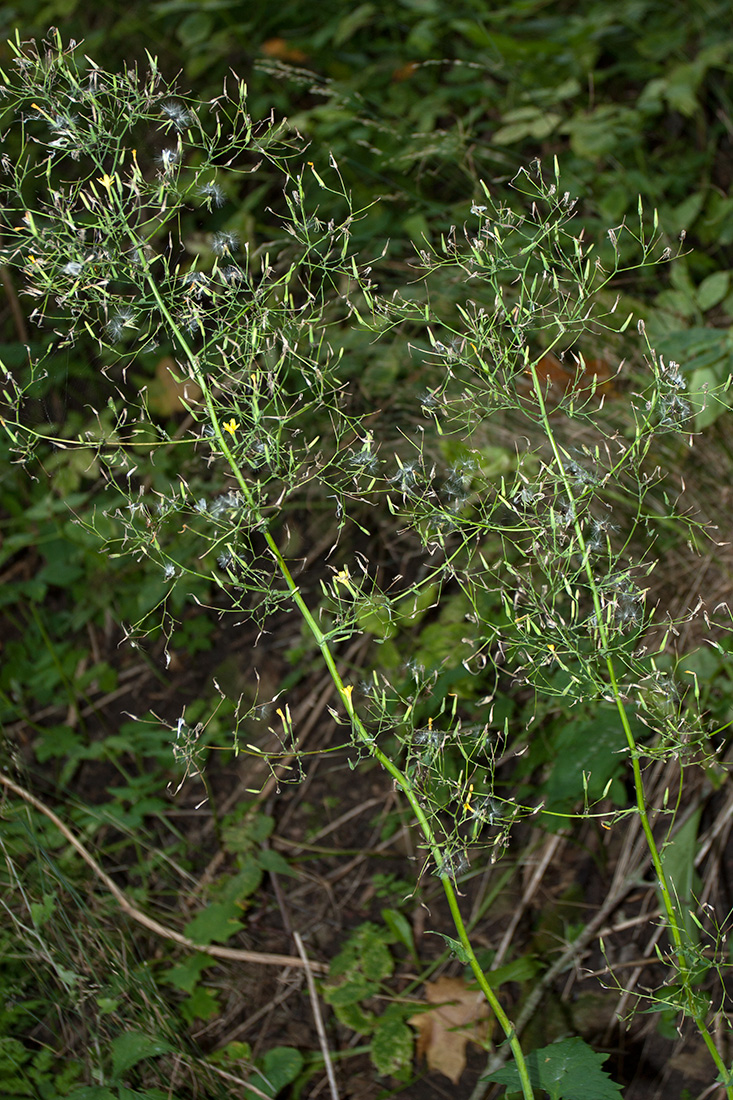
486 1036 623 1100
180 986 220 1024
183 900 244 945
110 1030 174 1080
162 952 211 994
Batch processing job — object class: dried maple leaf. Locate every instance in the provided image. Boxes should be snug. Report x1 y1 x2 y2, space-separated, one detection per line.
408 976 490 1084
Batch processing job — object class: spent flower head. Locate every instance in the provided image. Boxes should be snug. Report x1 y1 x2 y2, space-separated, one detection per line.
197 181 226 208
160 100 191 131
212 230 239 256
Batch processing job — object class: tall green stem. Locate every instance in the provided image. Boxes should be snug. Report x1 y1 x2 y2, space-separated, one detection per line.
126 217 536 1099
529 362 732 1094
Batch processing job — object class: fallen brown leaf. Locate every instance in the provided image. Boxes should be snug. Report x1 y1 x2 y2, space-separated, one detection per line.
408 976 490 1084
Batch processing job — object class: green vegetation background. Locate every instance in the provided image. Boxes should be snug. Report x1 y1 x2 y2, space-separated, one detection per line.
2 1 733 1097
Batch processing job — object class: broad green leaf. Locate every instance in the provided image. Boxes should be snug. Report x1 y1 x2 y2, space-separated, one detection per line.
180 986 220 1024
176 11 213 47
487 1036 623 1099
245 1047 303 1099
697 271 730 312
183 900 244 945
488 954 541 986
162 953 211 994
323 971 377 1007
258 848 298 877
359 925 394 982
371 1005 414 1076
219 857 264 902
110 1031 174 1080
333 1001 377 1033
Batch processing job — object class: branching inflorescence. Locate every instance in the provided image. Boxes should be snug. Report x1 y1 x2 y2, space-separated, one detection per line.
2 29 732 1097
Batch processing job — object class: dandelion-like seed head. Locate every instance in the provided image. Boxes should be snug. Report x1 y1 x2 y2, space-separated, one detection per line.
211 492 241 518
212 230 239 256
567 458 598 487
390 461 420 495
437 850 469 882
414 724 442 752
198 181 225 209
663 359 685 391
182 270 209 298
157 147 180 173
349 448 379 473
161 101 191 131
445 458 477 496
106 305 136 341
220 265 244 285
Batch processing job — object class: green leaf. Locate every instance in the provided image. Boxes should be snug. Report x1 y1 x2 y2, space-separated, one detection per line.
332 1001 377 1033
371 1005 414 1077
110 1031 174 1080
219 856 264 903
488 954 540 986
183 900 244 945
541 709 627 814
493 108 561 146
381 908 417 960
428 932 470 963
333 4 376 47
245 1047 303 1099
486 1037 623 1100
697 271 730 312
176 12 213 47
162 953 211 994
29 893 56 928
222 809 274 853
180 986 220 1024
258 848 298 877
323 971 377 1007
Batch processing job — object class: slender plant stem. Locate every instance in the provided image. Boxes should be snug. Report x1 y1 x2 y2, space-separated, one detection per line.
529 361 733 1094
125 214 536 1099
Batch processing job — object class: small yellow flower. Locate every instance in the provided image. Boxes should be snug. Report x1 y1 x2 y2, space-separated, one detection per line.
97 173 114 191
223 418 239 436
343 684 354 703
463 783 474 813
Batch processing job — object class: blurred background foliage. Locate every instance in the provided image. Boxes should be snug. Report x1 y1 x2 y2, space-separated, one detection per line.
3 2 733 1097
